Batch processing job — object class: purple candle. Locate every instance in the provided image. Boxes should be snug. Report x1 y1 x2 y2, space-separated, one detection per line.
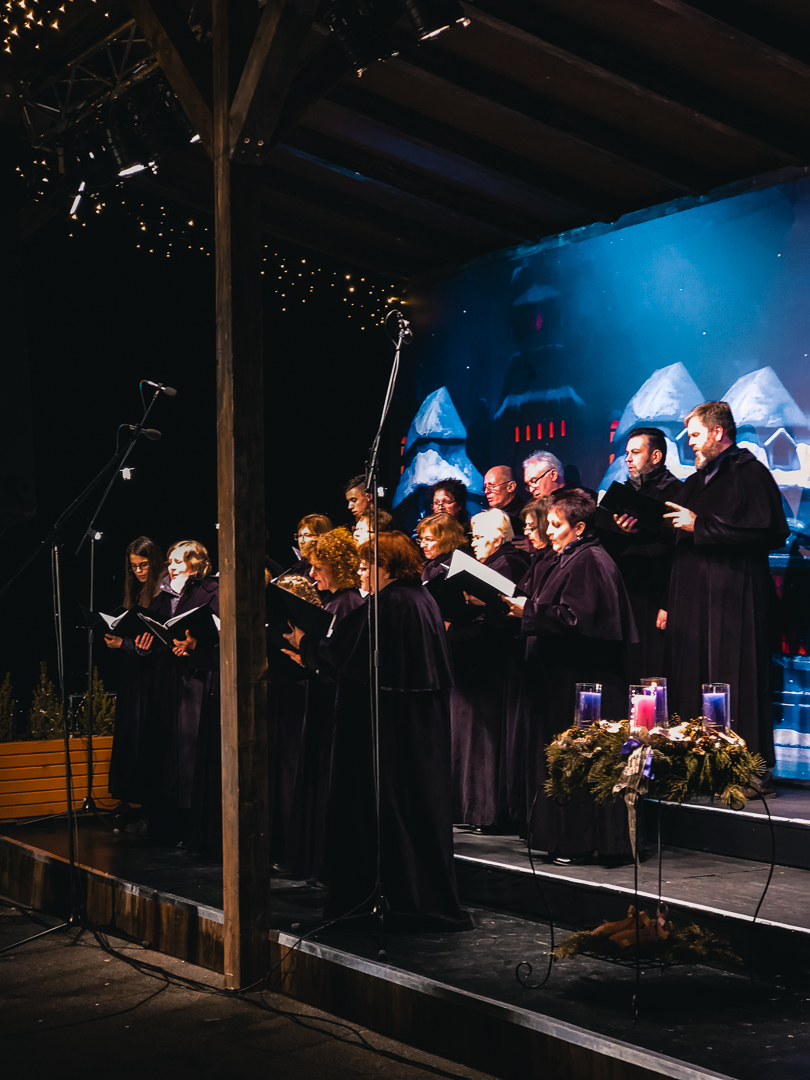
702 692 728 731
579 691 601 728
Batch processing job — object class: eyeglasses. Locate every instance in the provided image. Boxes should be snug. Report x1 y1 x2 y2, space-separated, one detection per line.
433 498 458 509
525 468 554 489
295 531 313 541
417 536 436 546
483 480 510 493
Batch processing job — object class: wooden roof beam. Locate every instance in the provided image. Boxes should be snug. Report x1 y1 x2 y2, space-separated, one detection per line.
465 0 808 164
229 0 319 163
127 0 214 157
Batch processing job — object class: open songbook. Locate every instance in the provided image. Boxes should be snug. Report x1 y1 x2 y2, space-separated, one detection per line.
266 582 335 648
138 605 221 648
443 548 524 607
79 604 154 639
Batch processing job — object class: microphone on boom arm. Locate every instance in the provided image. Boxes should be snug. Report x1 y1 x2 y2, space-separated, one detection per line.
120 424 162 441
386 308 413 344
140 380 178 397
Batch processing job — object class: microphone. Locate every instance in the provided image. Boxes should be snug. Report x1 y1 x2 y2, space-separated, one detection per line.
141 380 178 397
121 425 162 441
389 309 413 344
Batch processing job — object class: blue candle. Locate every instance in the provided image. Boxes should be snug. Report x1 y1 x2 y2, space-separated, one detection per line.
579 691 601 728
702 691 728 731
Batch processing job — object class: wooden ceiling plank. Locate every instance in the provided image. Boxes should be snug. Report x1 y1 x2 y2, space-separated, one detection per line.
393 50 708 195
127 0 214 158
652 0 810 76
463 1 805 164
269 142 526 249
281 125 538 240
229 0 318 162
321 89 627 222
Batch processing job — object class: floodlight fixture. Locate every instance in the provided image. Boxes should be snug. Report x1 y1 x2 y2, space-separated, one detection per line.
325 0 399 74
401 0 469 39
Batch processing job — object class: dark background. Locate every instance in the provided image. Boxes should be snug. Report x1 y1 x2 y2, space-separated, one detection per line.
0 182 399 721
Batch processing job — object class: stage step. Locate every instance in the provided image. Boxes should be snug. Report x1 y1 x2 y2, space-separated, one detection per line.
453 831 810 981
644 787 810 871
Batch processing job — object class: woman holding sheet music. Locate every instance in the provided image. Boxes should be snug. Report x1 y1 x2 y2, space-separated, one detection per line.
286 528 364 883
144 540 221 854
446 510 529 832
504 489 636 864
105 536 165 816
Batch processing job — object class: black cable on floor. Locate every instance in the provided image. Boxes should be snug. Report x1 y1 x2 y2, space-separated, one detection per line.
515 783 556 990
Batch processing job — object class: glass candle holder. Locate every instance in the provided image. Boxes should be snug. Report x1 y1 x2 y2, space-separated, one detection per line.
702 682 731 732
629 685 657 730
575 683 602 729
641 676 668 728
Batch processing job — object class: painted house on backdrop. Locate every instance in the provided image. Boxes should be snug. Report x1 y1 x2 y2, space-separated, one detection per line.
598 362 704 493
393 386 485 526
723 367 810 531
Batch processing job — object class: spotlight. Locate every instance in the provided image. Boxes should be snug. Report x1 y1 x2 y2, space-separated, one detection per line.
325 0 399 75
105 123 148 177
401 0 469 40
69 180 85 216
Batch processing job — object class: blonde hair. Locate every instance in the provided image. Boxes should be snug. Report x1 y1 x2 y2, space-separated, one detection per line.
167 540 212 578
416 513 467 555
471 508 513 542
306 527 360 590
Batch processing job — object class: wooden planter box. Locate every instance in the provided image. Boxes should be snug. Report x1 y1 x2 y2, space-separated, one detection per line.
0 736 115 821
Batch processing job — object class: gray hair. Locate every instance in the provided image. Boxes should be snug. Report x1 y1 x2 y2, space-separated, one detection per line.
471 508 514 542
523 450 563 474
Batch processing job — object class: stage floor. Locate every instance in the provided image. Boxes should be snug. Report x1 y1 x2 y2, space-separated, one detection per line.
2 806 810 1080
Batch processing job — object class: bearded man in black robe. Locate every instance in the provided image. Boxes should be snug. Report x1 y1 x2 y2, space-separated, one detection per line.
663 401 788 763
600 427 683 683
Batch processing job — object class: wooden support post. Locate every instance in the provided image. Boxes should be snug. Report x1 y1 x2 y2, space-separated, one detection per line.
213 0 272 989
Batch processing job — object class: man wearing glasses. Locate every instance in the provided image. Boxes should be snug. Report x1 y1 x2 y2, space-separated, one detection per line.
483 466 525 537
523 451 565 500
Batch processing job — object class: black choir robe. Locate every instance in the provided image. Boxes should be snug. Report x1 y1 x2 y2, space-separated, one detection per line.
107 594 163 806
447 541 529 828
520 536 637 858
150 574 221 853
665 446 788 763
286 587 364 880
300 581 471 931
598 463 683 684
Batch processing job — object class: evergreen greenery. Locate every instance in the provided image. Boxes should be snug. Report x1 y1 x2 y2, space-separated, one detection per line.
546 718 765 810
0 673 17 742
75 667 116 737
27 662 65 741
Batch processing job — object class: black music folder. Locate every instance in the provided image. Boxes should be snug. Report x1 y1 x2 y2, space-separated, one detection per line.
599 481 668 532
138 605 221 648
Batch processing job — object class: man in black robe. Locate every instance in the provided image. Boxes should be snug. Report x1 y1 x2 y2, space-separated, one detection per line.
664 402 788 763
599 427 683 683
484 465 525 536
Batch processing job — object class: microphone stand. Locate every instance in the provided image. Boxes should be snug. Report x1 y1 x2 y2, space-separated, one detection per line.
364 309 411 961
0 383 167 946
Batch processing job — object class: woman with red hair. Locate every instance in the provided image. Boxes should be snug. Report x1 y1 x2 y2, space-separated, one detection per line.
286 531 470 932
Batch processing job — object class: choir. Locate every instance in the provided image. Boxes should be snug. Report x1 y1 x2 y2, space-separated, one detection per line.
104 402 788 923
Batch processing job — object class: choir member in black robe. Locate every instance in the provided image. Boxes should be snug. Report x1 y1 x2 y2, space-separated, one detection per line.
598 428 683 683
147 540 221 853
505 490 637 862
484 466 526 538
448 509 529 829
287 532 471 931
427 478 471 533
287 514 333 577
416 512 469 624
285 529 363 882
663 402 788 763
105 536 165 814
502 498 554 825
